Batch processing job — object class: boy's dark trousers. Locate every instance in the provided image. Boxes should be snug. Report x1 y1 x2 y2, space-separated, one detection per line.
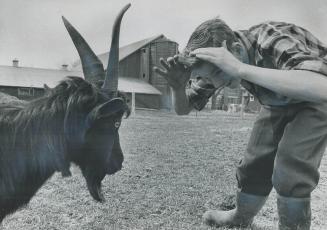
236 102 327 198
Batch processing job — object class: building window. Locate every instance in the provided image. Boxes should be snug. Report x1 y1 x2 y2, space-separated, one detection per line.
250 95 255 101
227 96 239 104
18 88 34 97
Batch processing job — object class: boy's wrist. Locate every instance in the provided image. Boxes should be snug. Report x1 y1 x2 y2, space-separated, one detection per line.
170 83 187 92
237 63 249 80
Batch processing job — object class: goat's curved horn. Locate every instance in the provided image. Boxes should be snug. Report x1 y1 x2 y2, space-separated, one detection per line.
62 16 105 83
102 3 131 95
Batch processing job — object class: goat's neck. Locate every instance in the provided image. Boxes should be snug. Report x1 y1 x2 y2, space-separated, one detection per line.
0 109 65 220
0 151 56 222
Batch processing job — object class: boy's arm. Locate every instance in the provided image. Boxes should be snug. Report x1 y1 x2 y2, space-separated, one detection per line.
171 87 193 115
239 66 327 103
192 46 327 103
153 56 193 115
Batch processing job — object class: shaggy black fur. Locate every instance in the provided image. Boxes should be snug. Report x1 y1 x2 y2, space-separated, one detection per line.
0 77 129 222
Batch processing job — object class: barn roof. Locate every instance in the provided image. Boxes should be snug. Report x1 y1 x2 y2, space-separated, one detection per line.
0 65 161 95
0 65 79 88
72 34 169 70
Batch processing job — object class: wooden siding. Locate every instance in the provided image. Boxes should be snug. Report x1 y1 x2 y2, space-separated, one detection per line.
125 93 160 109
119 51 141 78
0 86 44 100
223 86 242 104
149 39 178 109
118 37 178 110
140 47 150 81
149 40 178 86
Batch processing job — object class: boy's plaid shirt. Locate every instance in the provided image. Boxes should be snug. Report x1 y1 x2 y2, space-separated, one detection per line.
187 21 327 110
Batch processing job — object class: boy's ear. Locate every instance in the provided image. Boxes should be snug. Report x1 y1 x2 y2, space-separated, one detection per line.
231 42 242 54
89 98 126 120
231 41 247 62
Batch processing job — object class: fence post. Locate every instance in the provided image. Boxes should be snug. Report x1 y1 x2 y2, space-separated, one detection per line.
132 92 136 115
240 89 245 120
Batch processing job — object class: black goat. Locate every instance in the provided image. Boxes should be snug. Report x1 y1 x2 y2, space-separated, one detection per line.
0 3 131 222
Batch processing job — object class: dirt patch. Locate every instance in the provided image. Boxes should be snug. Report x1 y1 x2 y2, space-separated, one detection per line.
1 110 326 229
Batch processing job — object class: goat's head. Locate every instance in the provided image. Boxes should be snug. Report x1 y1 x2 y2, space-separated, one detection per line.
61 3 131 202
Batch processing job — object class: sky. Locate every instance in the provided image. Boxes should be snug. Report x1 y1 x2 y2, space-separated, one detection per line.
1 0 327 69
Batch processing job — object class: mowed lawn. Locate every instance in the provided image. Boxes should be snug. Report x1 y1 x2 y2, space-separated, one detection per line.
2 110 327 230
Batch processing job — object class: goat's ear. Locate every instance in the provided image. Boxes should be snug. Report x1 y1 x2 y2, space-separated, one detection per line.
88 98 126 121
43 84 52 94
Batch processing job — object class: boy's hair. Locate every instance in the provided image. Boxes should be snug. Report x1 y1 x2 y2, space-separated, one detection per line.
183 17 236 55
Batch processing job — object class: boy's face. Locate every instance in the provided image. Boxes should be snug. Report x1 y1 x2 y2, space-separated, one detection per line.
190 61 240 89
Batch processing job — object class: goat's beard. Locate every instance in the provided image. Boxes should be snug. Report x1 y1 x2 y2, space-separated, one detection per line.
81 166 106 202
82 162 123 202
87 177 105 202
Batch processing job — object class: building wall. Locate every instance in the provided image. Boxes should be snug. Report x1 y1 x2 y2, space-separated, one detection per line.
119 37 178 110
149 38 178 110
117 45 164 110
125 92 160 109
244 93 261 113
140 47 150 81
119 47 150 81
135 94 160 109
0 86 44 100
119 51 141 78
223 86 242 105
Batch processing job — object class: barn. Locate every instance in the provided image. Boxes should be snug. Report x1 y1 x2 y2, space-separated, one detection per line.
0 34 178 110
73 34 179 110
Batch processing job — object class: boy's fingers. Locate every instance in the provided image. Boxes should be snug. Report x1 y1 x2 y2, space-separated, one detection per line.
191 47 215 52
191 48 216 56
153 66 168 77
159 58 171 70
190 48 205 55
173 55 187 69
167 57 176 67
194 54 215 64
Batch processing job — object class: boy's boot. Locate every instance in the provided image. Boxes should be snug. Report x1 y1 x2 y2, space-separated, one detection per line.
203 191 268 227
277 195 311 230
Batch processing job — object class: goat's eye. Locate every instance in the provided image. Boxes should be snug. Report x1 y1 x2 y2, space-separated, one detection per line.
114 121 121 128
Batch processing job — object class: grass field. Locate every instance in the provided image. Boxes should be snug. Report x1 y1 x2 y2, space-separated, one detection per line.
1 110 327 230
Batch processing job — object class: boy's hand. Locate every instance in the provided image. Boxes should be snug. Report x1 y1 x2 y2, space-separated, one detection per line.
154 55 191 90
191 41 244 79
